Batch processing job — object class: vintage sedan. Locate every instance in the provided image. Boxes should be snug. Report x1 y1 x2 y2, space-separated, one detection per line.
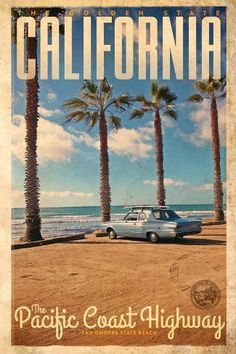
104 206 202 243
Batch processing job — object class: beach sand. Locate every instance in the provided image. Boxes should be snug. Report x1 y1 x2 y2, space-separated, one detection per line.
12 224 226 346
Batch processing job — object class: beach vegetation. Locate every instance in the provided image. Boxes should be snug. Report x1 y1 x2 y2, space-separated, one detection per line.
188 75 226 221
131 82 178 206
12 8 64 241
62 78 132 221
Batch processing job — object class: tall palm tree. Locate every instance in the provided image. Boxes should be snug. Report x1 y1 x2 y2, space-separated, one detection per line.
188 76 226 221
131 82 178 206
12 8 64 241
62 79 132 222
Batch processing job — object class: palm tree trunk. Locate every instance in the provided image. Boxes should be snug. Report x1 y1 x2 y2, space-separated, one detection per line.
210 98 224 221
21 34 43 241
154 110 166 206
99 111 111 222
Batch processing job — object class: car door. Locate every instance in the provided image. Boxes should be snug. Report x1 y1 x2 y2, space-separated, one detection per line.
152 210 175 237
135 212 148 238
120 212 139 236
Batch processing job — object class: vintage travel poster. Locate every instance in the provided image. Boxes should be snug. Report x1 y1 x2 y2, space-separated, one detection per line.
0 0 236 353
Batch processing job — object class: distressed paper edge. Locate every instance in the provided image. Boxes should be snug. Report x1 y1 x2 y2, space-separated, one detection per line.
0 0 235 353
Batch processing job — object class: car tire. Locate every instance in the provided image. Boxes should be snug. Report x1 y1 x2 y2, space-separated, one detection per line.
147 232 159 243
108 228 117 239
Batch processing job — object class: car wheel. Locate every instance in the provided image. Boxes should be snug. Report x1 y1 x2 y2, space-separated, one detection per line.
108 229 117 239
148 232 159 243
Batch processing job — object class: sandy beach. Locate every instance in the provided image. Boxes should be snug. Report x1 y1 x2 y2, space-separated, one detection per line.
12 223 226 346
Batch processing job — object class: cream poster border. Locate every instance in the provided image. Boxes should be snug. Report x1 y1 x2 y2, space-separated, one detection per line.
0 1 235 353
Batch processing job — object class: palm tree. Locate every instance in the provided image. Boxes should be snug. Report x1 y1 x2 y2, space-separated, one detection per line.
62 79 132 221
131 82 178 206
188 76 226 221
12 8 64 241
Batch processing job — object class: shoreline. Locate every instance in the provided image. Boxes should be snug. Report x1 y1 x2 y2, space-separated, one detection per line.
11 208 226 241
11 217 226 248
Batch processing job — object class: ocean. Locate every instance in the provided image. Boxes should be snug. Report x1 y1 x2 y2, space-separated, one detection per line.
11 204 224 240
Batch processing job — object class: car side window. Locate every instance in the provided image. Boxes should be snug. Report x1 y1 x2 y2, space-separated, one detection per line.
153 211 161 219
125 212 138 221
139 212 146 221
161 211 170 220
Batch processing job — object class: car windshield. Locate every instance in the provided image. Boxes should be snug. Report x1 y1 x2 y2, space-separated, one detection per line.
153 209 180 220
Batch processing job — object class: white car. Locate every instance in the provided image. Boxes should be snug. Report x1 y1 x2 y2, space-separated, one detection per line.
104 206 202 243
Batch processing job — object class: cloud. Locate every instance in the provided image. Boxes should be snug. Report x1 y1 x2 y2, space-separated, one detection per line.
144 178 187 187
38 105 61 117
77 132 99 149
73 119 176 162
177 101 226 147
143 180 156 186
12 90 25 103
194 183 213 191
47 89 57 101
144 179 226 191
75 125 154 161
41 191 95 198
109 128 153 160
164 178 187 187
12 189 95 207
194 181 226 191
12 115 77 164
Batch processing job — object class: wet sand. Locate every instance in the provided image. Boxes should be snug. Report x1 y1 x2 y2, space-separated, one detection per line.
12 224 226 346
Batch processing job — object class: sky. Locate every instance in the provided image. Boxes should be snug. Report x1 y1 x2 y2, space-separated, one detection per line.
12 6 227 207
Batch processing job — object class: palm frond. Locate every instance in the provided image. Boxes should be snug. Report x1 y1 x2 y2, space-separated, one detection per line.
217 91 226 100
220 80 226 92
157 86 177 105
219 75 226 85
86 111 99 131
81 80 98 95
215 75 226 96
134 95 153 108
151 82 158 97
187 94 204 103
80 91 99 105
209 76 226 99
165 92 178 105
163 109 178 120
192 75 226 100
108 115 122 130
64 110 89 124
61 98 88 111
157 86 169 100
106 93 133 112
207 75 214 85
100 78 112 94
194 81 210 94
135 95 146 102
211 80 221 91
130 108 149 119
117 93 132 106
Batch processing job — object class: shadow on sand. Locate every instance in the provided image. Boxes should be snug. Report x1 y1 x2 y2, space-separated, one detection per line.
70 236 226 246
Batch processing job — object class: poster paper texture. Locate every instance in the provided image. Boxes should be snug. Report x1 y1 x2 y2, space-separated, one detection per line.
0 0 236 353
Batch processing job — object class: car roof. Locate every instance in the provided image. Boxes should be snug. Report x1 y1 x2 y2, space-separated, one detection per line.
124 205 170 211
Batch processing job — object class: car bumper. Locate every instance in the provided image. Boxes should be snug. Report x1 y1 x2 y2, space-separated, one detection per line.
176 229 202 237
